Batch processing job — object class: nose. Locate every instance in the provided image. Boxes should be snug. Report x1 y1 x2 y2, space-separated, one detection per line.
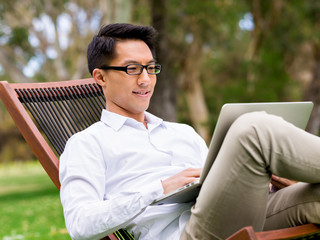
137 68 152 86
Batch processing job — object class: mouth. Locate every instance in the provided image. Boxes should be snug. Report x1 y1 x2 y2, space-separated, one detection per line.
132 90 150 96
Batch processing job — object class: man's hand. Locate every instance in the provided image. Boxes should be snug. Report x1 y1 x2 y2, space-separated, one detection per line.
161 168 202 194
270 175 297 190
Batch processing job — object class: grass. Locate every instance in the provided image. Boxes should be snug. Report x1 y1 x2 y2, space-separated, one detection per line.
0 161 71 240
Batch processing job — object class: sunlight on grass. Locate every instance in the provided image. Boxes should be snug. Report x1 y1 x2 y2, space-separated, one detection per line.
0 161 70 240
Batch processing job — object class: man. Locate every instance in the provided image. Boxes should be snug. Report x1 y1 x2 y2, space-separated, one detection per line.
59 23 320 240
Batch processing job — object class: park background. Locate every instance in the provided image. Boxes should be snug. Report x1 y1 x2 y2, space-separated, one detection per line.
0 0 320 239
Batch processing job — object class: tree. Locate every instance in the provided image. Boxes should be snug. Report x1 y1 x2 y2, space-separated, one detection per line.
2 0 320 162
164 0 245 142
243 0 320 135
298 1 320 135
149 0 177 121
0 0 132 83
0 0 133 161
245 0 284 93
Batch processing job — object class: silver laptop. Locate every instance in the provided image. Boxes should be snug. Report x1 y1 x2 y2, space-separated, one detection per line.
151 102 313 205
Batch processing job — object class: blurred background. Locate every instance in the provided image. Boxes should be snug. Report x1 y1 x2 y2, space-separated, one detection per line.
0 0 320 238
1 0 320 161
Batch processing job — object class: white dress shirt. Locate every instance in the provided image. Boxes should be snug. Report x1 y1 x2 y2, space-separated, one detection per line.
59 110 208 240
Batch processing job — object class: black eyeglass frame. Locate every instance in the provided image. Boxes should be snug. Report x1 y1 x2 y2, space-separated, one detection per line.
100 63 161 75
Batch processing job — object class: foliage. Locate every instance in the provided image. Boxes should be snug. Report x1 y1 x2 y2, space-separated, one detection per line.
1 0 320 160
0 161 70 239
0 103 34 163
170 0 319 134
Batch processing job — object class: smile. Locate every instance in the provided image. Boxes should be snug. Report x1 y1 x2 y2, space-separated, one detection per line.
132 90 150 96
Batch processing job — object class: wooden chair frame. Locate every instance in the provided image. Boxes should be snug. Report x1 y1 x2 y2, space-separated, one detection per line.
0 79 75 189
227 223 320 240
1 78 319 240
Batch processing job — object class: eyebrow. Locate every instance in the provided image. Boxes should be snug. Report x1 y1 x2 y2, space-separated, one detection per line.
121 59 156 65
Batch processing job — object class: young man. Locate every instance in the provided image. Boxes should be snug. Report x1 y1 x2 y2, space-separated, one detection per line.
59 23 320 240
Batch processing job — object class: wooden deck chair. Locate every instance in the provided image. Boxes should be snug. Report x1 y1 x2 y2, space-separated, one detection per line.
0 78 133 240
0 78 319 240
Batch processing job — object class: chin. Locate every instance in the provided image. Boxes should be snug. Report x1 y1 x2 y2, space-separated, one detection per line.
137 103 150 112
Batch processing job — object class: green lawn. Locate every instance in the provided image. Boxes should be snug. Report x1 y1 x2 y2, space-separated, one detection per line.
0 161 71 240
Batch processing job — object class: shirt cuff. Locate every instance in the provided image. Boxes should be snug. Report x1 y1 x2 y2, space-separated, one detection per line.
139 180 164 206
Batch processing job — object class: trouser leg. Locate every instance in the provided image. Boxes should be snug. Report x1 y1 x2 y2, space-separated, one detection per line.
264 182 320 230
181 112 320 240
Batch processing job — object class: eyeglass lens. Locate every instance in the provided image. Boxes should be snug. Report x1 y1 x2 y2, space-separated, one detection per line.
127 64 161 75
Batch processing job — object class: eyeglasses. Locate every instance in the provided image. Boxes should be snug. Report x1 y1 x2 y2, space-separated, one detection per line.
100 63 161 75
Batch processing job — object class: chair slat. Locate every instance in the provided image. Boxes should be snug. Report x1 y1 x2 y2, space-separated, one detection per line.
36 89 70 149
29 89 66 154
90 84 106 110
17 89 64 154
75 85 99 121
51 88 81 135
57 87 86 131
82 85 104 119
12 80 105 156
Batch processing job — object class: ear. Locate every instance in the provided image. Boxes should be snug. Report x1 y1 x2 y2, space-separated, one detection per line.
93 68 106 87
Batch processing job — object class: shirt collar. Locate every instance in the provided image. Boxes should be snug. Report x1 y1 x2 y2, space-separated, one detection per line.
100 110 165 131
144 111 165 131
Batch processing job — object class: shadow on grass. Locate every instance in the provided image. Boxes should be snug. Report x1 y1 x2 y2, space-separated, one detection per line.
0 187 59 202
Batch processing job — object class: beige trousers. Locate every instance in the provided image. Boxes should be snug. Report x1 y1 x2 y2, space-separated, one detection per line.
181 112 320 240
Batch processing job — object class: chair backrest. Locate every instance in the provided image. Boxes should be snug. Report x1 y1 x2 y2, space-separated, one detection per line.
0 78 105 190
0 79 136 240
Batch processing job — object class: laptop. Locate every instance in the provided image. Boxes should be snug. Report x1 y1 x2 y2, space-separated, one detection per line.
151 102 314 205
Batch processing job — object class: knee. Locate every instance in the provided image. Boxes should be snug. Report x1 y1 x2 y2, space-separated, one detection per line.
229 111 282 140
235 111 283 128
231 111 289 136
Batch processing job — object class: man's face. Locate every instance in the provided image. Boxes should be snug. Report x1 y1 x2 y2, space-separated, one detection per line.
98 39 157 120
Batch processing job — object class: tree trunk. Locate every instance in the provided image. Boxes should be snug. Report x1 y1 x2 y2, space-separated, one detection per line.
304 44 320 135
245 0 284 93
149 0 177 121
179 34 210 143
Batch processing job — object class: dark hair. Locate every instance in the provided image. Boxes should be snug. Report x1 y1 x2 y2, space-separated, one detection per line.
87 23 158 75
